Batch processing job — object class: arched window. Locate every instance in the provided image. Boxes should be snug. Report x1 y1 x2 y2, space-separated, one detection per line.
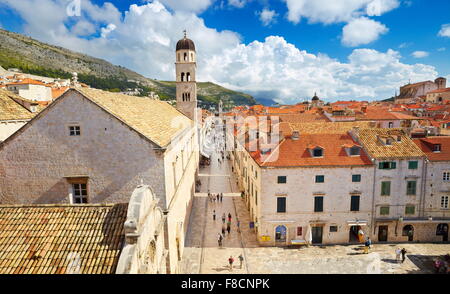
181 72 185 82
275 225 287 242
184 53 187 61
187 72 191 82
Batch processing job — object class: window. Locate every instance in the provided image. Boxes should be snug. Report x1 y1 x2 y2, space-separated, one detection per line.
380 206 390 216
352 174 361 182
329 226 338 232
433 144 441 152
72 183 88 204
441 196 449 209
388 122 394 128
443 172 450 182
315 175 325 183
277 176 287 184
297 227 303 236
314 196 324 212
69 126 80 136
381 181 391 196
405 205 415 215
313 148 323 157
407 181 417 195
379 161 396 169
349 147 360 156
277 197 286 213
350 196 360 212
408 161 418 169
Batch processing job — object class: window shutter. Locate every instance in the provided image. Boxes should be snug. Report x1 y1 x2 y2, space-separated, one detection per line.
379 162 383 169
391 162 397 169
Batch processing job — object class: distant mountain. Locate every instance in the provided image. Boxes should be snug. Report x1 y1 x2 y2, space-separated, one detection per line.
0 29 256 107
256 98 278 106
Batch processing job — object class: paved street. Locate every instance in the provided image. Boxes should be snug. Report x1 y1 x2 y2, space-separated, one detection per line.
181 125 450 274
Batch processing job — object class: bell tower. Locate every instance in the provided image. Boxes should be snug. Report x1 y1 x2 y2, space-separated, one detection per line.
175 30 197 120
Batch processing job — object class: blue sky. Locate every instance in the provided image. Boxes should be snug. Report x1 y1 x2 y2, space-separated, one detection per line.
0 0 449 103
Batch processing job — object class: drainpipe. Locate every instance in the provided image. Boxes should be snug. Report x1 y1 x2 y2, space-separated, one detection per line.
371 160 377 236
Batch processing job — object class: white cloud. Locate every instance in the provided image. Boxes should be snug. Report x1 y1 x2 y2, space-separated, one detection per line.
437 47 446 52
283 0 400 24
258 8 278 26
154 0 215 13
342 17 388 47
0 0 439 103
412 51 429 58
228 0 247 8
438 24 450 38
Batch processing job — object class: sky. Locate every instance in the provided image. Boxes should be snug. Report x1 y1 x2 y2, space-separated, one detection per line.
0 0 449 104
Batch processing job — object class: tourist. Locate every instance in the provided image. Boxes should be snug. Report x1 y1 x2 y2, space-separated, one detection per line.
222 225 226 236
228 213 232 222
237 220 240 233
216 194 219 202
222 213 226 223
228 256 234 271
395 248 401 263
238 254 244 269
218 233 223 247
401 248 407 263
220 193 223 202
213 210 216 221
227 223 231 236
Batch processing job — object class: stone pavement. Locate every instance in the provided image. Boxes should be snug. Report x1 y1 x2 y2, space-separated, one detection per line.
181 125 450 274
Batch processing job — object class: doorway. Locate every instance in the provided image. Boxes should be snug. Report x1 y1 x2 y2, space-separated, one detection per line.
312 226 323 244
275 225 287 243
402 225 414 242
349 226 361 243
378 226 388 242
437 224 449 242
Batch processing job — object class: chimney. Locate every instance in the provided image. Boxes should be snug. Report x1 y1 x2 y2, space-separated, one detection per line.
292 131 300 140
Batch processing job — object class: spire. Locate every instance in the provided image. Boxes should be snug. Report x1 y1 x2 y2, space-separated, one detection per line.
183 29 187 39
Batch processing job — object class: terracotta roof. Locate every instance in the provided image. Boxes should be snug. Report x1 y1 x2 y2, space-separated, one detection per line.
73 87 192 148
0 204 127 274
427 88 450 94
356 128 425 159
252 133 373 167
413 137 450 161
279 113 329 123
51 87 69 99
0 89 35 121
6 78 50 87
281 121 375 136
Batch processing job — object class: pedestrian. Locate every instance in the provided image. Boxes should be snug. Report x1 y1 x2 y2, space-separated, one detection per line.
228 213 232 222
222 213 226 224
228 256 234 271
364 239 370 254
216 194 219 202
222 225 226 236
220 193 223 202
238 254 244 269
401 248 407 263
237 220 240 233
227 223 231 235
213 210 216 221
395 248 401 263
218 233 223 247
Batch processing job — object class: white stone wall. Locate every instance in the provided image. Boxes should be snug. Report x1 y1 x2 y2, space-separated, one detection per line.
258 166 374 245
424 161 450 218
8 84 52 101
0 91 166 204
0 120 28 142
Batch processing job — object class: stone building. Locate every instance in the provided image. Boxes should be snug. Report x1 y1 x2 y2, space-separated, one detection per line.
175 32 197 121
351 128 428 243
425 87 450 103
6 78 53 102
0 88 36 142
413 137 450 242
395 77 447 104
0 87 199 273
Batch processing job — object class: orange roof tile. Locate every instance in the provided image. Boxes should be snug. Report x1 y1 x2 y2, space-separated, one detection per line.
413 137 450 161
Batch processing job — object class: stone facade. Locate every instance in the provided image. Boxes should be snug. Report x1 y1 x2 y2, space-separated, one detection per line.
7 83 52 101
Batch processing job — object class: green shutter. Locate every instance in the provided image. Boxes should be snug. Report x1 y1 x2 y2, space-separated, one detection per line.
391 162 397 169
381 181 391 196
379 162 383 169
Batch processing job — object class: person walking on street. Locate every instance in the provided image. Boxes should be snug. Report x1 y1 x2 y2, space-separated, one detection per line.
228 213 232 222
222 225 226 236
216 194 219 202
395 248 401 263
220 193 223 203
218 233 223 247
228 256 234 271
226 223 231 236
213 210 216 221
238 254 244 269
401 248 407 263
237 220 240 233
222 213 226 224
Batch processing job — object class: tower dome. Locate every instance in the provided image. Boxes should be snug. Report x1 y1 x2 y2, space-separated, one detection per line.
312 92 319 101
176 31 196 51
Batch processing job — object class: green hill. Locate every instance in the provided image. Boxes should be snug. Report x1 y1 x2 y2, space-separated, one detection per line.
0 29 256 108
